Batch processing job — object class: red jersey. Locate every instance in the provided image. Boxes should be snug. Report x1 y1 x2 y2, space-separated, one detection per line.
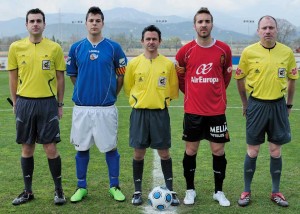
176 39 232 116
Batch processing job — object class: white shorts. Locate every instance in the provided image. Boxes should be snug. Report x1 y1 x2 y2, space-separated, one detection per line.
70 105 118 153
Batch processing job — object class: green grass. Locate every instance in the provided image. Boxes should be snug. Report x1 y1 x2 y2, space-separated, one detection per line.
0 71 299 214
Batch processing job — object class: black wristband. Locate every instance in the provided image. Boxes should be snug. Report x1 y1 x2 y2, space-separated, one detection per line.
57 102 64 107
286 104 293 109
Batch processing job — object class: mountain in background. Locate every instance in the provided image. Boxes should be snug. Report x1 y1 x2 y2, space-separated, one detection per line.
0 7 298 43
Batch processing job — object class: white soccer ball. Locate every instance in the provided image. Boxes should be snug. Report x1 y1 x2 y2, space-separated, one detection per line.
148 186 172 211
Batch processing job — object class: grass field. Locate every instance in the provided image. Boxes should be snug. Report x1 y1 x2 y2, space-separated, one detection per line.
0 71 299 214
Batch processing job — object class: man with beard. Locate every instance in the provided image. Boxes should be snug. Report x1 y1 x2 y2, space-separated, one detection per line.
175 7 232 206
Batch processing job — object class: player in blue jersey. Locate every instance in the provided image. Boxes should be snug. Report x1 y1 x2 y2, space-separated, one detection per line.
66 6 127 203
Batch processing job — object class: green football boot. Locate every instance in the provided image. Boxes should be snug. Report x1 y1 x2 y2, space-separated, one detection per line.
70 188 88 203
109 187 125 202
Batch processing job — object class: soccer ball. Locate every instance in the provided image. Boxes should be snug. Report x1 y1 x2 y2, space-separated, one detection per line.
148 186 172 211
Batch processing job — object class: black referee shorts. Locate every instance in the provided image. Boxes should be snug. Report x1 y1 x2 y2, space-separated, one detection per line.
129 108 171 149
246 96 291 145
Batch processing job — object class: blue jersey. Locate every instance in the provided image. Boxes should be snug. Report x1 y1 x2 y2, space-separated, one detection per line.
67 38 127 106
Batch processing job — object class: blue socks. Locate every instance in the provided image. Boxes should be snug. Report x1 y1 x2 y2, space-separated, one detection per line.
106 149 120 188
75 150 90 188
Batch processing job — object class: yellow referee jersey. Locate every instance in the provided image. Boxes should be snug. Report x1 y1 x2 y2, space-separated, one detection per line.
124 54 179 109
7 37 66 98
235 42 298 100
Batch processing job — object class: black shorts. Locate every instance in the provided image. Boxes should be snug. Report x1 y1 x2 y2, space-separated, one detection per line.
129 108 171 149
15 96 61 144
182 113 230 143
246 96 291 145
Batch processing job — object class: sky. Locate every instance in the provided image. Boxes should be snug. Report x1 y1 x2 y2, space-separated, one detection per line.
0 0 299 27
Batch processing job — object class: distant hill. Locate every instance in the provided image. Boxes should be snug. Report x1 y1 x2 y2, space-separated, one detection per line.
0 7 298 43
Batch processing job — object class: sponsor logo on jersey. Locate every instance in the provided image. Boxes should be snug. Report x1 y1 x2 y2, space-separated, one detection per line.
192 63 220 84
66 57 71 65
138 76 144 82
196 63 213 75
191 76 219 84
42 60 50 70
119 57 126 67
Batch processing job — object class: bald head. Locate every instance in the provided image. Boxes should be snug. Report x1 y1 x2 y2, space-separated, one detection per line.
258 15 277 28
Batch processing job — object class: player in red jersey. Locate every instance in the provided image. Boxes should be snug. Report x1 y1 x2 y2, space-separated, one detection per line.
175 7 232 206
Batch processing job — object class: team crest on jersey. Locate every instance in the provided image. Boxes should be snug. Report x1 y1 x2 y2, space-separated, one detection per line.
90 53 98 60
158 76 167 87
278 68 286 78
220 54 225 66
42 60 50 70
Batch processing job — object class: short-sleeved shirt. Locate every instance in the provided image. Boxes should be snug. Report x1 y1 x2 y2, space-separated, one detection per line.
235 42 299 100
7 38 66 98
124 54 179 109
66 38 127 106
176 39 232 116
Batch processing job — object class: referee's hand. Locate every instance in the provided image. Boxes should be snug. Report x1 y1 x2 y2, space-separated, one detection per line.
58 107 63 119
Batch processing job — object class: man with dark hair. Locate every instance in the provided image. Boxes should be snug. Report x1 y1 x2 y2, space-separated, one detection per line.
8 8 66 206
67 6 126 203
236 15 298 207
124 24 180 206
176 7 232 206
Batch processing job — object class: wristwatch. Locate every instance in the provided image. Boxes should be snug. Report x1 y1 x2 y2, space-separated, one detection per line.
286 104 293 109
57 102 64 107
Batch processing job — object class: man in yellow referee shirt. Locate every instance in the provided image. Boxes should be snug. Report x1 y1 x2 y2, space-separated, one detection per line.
124 25 180 206
7 8 66 206
235 15 298 207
